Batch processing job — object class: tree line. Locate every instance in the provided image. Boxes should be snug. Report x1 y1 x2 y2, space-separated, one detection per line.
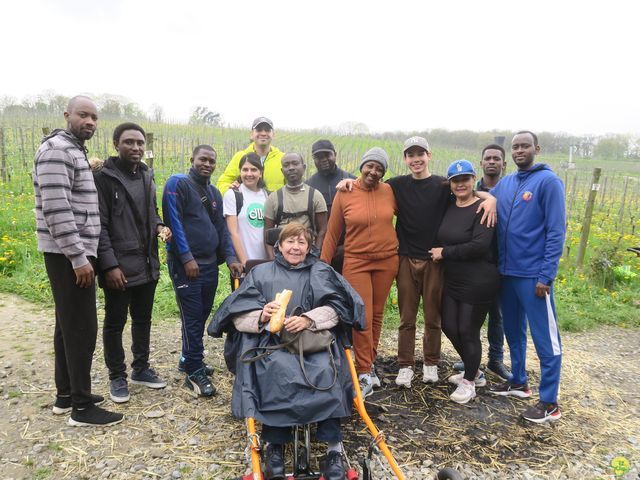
0 91 637 159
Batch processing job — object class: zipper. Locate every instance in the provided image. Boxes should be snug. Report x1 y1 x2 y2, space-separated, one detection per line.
502 176 523 273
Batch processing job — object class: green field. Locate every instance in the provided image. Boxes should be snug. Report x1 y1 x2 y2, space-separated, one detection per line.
0 116 638 332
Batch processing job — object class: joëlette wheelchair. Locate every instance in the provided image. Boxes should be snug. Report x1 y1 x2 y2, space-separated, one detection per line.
231 230 462 480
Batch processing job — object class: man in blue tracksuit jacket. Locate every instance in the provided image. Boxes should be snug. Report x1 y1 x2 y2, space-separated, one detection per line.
162 145 243 397
489 131 566 424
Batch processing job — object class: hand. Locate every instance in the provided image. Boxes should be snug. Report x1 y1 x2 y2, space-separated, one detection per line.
261 301 281 323
230 180 241 191
535 282 550 298
284 315 312 333
105 267 127 290
229 262 244 278
184 260 200 280
157 225 172 242
477 196 497 227
335 178 354 192
429 247 443 262
74 263 95 288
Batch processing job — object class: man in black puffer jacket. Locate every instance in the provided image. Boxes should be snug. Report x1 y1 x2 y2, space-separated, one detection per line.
94 122 171 404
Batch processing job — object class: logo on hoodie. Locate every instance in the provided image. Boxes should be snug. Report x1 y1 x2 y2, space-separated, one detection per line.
522 191 533 202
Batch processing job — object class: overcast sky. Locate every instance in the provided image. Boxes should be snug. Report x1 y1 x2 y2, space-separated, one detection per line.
2 0 638 135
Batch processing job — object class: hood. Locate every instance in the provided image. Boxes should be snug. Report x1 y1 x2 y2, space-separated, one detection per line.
41 129 84 149
99 156 150 175
516 163 551 179
273 245 320 270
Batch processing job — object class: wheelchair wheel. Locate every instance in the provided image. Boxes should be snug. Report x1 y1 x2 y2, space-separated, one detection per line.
436 467 464 480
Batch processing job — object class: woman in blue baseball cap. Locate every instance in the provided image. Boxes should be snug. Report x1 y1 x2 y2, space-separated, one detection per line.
428 160 500 404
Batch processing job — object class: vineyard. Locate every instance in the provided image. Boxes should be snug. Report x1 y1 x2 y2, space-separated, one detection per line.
0 116 639 331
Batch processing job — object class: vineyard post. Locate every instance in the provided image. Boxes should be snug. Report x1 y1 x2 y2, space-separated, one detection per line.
599 176 608 208
19 127 26 167
618 176 629 230
0 127 7 182
146 132 154 169
576 168 601 267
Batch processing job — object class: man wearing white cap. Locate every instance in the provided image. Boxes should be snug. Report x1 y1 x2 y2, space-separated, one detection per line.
216 117 285 194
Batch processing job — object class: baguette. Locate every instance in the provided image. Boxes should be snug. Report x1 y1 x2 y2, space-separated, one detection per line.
269 289 292 333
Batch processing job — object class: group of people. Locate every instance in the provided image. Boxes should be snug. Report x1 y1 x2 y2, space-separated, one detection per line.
33 95 566 478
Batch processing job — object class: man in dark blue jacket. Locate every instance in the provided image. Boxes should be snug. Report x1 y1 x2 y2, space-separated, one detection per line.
489 131 566 424
162 145 242 397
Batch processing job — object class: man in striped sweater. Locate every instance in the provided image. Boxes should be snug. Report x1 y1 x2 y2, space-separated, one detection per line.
33 95 123 427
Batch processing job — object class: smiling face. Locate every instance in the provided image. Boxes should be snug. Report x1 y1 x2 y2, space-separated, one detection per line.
313 151 337 174
281 153 305 185
64 98 98 141
280 233 310 266
251 123 274 148
481 148 506 178
450 174 476 202
240 161 262 189
191 148 217 177
115 129 145 167
511 133 539 170
360 161 385 188
403 146 431 178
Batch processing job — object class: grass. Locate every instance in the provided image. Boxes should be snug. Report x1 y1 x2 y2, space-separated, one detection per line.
0 127 639 333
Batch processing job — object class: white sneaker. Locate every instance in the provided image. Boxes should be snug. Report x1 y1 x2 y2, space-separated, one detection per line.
450 380 476 404
448 371 486 387
370 367 381 388
395 367 414 388
358 374 374 398
422 365 439 383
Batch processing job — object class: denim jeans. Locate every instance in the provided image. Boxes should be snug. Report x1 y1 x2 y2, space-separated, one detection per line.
486 300 505 363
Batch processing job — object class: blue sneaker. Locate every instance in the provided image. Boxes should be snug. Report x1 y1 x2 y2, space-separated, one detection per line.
110 378 130 403
131 368 167 389
185 368 216 397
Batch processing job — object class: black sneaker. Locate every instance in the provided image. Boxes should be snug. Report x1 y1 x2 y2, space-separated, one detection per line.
131 367 167 389
263 443 285 480
521 401 562 424
322 450 346 480
178 358 214 376
490 381 532 398
52 394 105 415
110 377 130 403
487 360 512 381
68 405 124 427
185 367 216 397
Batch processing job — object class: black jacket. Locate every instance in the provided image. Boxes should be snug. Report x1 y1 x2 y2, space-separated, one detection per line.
93 157 163 287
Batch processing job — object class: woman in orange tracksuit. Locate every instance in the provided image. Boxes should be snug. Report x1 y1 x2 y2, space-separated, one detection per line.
321 147 398 398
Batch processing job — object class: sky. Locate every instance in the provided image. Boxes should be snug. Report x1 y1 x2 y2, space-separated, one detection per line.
1 0 638 136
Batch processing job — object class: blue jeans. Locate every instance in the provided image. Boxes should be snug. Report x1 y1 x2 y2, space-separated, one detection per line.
486 300 505 364
168 257 219 375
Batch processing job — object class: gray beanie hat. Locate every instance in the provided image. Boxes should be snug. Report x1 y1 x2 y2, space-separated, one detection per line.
359 147 389 172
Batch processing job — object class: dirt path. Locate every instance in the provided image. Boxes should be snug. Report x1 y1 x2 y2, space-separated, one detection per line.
0 293 638 480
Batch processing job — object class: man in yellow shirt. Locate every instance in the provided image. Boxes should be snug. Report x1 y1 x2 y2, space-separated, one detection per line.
216 117 285 194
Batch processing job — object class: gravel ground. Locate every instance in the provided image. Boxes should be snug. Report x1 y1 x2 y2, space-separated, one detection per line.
0 293 638 480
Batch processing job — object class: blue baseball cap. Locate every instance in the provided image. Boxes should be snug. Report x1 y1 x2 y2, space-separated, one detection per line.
447 159 476 180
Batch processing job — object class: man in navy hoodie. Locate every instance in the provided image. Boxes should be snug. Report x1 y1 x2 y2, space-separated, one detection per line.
162 145 242 397
489 131 566 424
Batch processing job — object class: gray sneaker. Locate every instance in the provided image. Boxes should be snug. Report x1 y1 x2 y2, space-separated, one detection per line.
358 374 374 399
109 378 130 403
131 368 167 389
370 366 381 388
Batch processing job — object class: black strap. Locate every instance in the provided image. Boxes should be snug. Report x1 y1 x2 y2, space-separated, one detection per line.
240 334 337 392
187 176 216 224
274 186 316 232
234 190 243 216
